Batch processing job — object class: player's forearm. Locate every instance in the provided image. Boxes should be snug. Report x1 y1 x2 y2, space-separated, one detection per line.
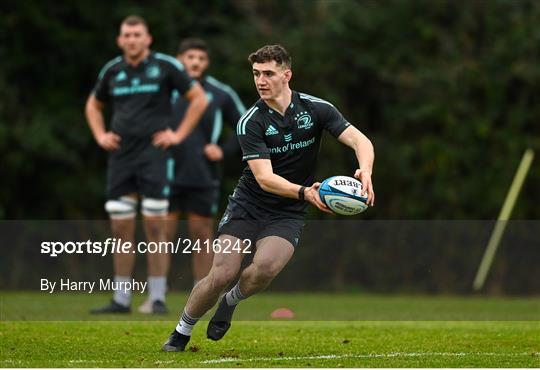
174 91 208 141
338 126 374 173
354 134 374 174
255 172 303 200
85 99 107 141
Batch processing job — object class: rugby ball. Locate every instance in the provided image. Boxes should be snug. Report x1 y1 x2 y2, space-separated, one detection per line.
318 176 368 215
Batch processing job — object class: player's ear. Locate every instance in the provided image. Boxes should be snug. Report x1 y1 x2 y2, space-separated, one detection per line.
284 69 292 83
146 34 153 48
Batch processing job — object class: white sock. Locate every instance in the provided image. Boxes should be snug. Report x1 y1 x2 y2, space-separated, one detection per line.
225 281 245 306
113 276 132 306
148 276 167 302
176 310 199 336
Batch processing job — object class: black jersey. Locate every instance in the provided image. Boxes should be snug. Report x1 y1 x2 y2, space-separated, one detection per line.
235 91 350 216
92 52 194 138
169 75 245 188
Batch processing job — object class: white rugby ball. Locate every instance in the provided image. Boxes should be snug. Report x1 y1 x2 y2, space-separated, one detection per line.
318 176 368 215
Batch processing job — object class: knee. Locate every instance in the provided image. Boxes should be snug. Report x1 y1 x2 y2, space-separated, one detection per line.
105 197 137 220
141 198 169 217
189 222 211 241
252 262 280 284
207 266 238 291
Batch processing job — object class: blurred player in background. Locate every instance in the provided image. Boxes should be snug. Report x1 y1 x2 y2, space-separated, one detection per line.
85 15 207 314
157 38 245 300
162 44 375 351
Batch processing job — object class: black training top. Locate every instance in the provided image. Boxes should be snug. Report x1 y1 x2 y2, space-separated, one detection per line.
169 75 245 188
92 52 194 138
235 91 350 216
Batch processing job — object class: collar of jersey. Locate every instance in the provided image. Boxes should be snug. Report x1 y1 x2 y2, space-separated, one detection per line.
122 51 152 69
257 91 300 129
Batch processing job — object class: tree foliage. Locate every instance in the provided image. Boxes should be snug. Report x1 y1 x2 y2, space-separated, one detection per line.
1 0 539 219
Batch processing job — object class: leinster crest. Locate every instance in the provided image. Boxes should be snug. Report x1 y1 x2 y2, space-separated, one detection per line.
295 111 313 130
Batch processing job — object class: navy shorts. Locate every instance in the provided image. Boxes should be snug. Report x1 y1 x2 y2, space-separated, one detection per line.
217 192 305 247
106 139 169 200
169 186 219 217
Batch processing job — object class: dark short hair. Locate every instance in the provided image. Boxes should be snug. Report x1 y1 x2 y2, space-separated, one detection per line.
120 15 149 32
248 45 291 69
178 38 209 55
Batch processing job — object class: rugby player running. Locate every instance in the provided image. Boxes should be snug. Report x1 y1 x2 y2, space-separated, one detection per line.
162 44 374 351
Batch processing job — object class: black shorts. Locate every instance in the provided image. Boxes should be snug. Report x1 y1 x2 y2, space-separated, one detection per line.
169 186 219 217
217 193 305 247
106 143 170 200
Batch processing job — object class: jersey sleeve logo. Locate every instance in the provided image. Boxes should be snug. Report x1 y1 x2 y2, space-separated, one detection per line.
242 153 261 160
294 111 313 130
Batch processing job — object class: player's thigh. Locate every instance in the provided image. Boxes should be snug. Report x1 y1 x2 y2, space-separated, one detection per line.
106 159 138 200
205 235 246 289
211 234 248 272
138 151 169 200
253 236 294 276
138 153 170 218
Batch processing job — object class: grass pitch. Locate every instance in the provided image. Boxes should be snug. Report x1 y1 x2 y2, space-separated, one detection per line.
1 292 539 367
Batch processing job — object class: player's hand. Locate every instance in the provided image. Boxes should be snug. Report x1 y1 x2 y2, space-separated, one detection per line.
354 169 375 206
305 183 334 214
152 129 182 149
204 144 224 161
96 132 121 151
